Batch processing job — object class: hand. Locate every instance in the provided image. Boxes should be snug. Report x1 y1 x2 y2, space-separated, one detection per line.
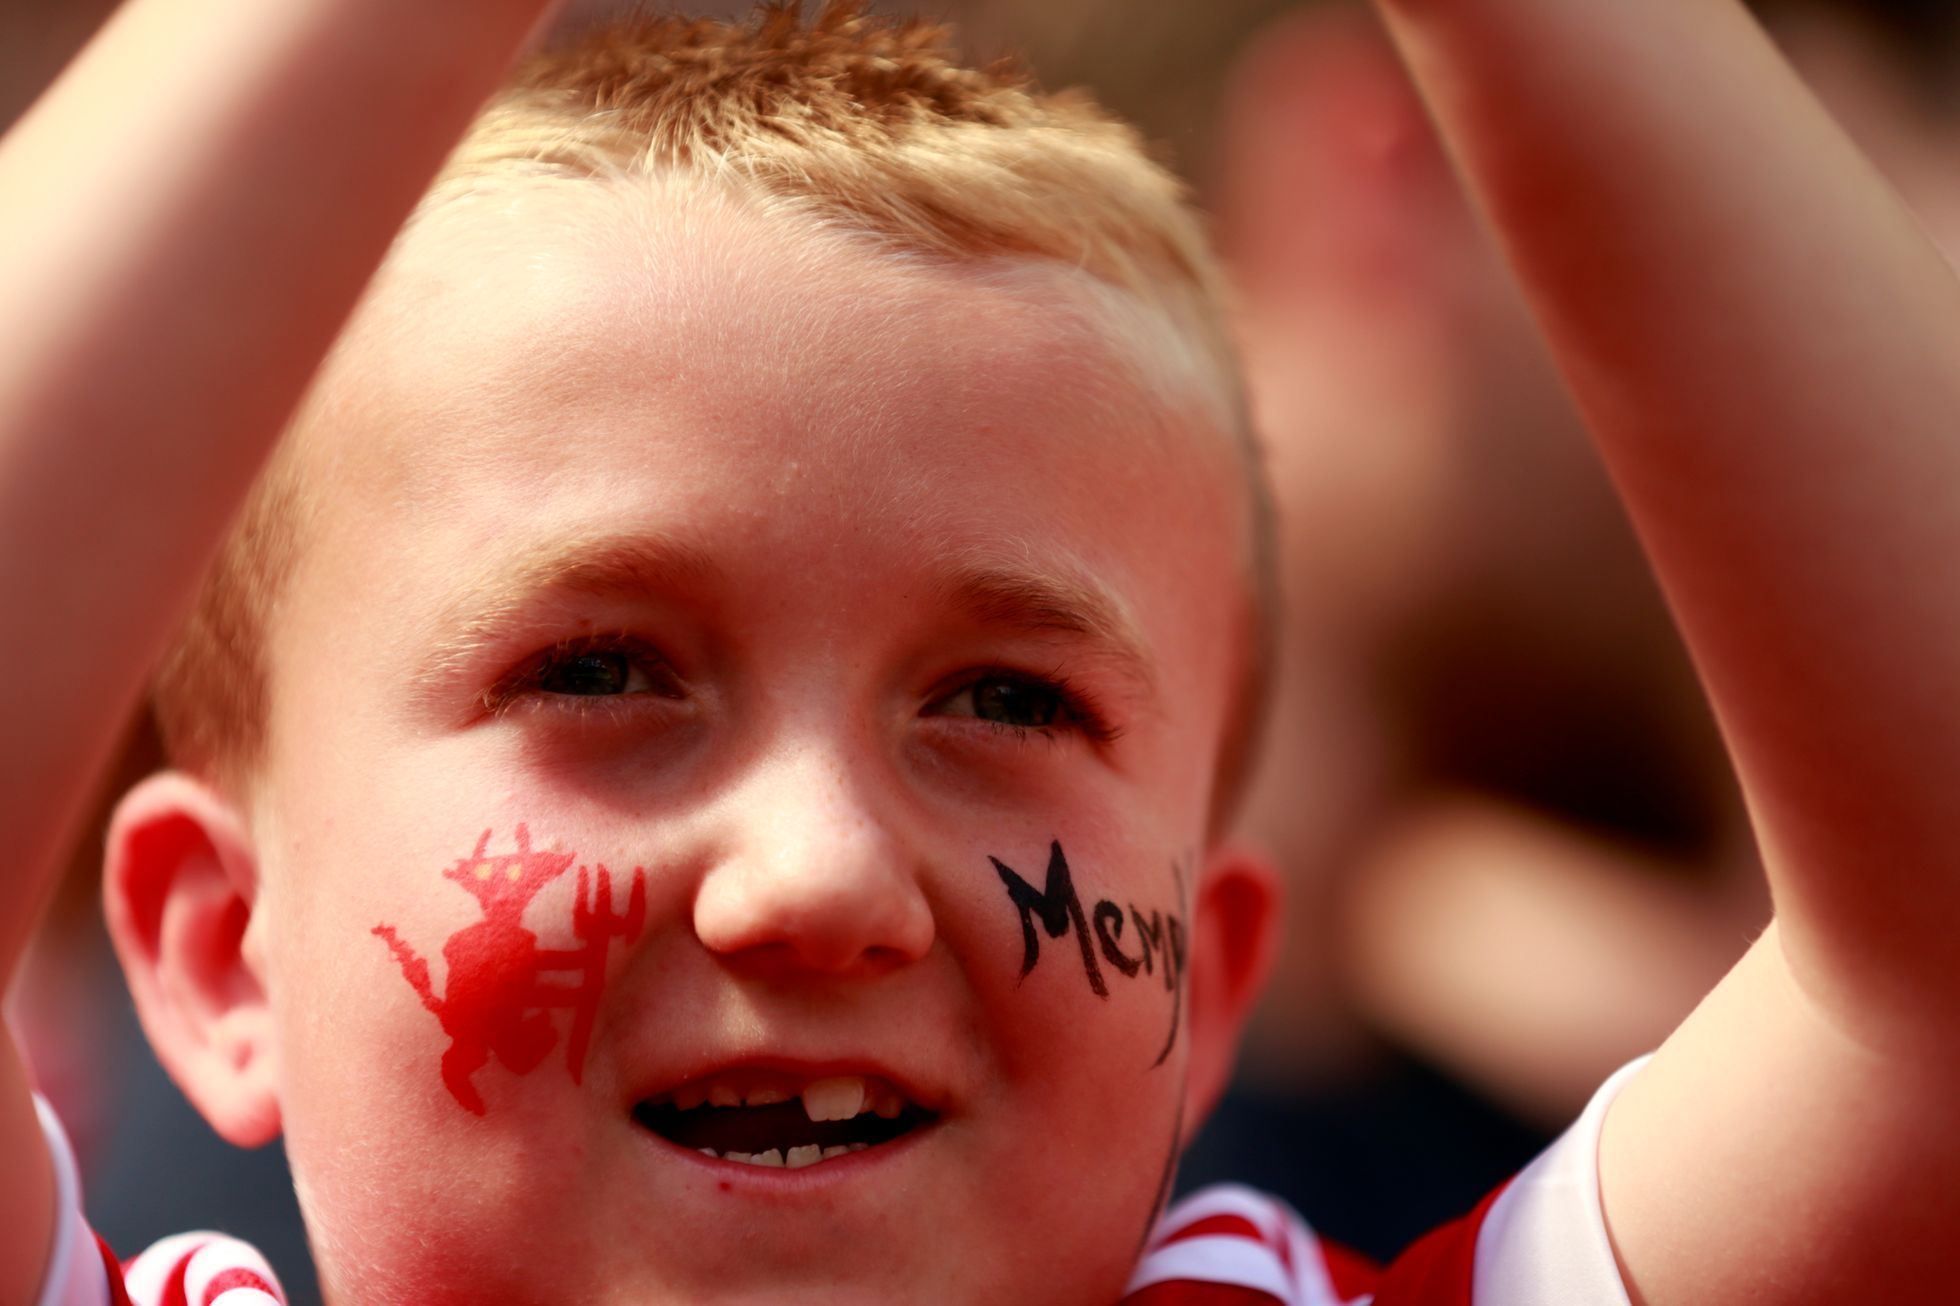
0 0 556 1299
1370 1 1960 1300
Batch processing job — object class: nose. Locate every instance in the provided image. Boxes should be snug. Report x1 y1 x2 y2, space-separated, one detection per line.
692 745 935 977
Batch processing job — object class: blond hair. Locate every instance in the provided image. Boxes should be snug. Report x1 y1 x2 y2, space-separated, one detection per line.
154 1 1273 827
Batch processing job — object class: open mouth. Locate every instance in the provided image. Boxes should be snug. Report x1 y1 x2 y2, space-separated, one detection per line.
633 1071 936 1169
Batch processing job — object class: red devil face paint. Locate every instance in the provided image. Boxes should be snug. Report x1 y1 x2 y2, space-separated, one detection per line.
372 825 646 1115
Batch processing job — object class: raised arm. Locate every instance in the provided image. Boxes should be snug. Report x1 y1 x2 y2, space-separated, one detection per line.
1366 0 1960 1300
0 0 557 1296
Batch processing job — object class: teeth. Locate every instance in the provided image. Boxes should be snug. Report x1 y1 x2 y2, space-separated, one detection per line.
660 1072 917 1131
718 1144 874 1167
704 1142 876 1167
801 1077 867 1123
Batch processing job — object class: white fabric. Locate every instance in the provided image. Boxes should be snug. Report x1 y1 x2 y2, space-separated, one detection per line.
1148 1184 1291 1237
121 1231 289 1306
1280 1200 1364 1306
1471 1056 1646 1306
122 1232 215 1303
183 1235 282 1306
1131 1235 1299 1299
32 1096 107 1306
1126 1183 1365 1305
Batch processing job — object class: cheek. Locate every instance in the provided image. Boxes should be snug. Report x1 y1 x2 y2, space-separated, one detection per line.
972 838 1190 1070
948 838 1192 1288
272 820 645 1114
265 822 642 1300
261 836 480 1175
965 837 1192 1162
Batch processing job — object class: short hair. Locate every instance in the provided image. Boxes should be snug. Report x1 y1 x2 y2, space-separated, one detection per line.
153 1 1273 830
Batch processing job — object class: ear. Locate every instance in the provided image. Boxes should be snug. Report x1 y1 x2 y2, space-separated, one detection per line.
102 772 280 1147
1180 842 1283 1134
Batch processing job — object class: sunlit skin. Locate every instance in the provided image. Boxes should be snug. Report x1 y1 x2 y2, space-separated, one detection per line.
235 180 1253 1305
371 824 647 1115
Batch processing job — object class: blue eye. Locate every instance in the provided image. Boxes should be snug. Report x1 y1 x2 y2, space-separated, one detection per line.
537 650 652 697
478 635 687 720
929 671 1110 738
966 676 1062 728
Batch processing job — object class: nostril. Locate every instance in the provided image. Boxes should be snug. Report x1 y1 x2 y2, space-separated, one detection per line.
860 940 930 973
704 937 917 981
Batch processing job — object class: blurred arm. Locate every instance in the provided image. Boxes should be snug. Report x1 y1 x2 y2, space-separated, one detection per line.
1344 796 1759 1128
1368 0 1960 1300
0 0 556 1297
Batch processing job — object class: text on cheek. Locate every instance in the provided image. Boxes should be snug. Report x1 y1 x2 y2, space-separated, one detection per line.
990 841 1186 1067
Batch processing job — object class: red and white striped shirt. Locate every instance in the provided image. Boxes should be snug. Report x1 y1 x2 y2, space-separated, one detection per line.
35 1062 1640 1306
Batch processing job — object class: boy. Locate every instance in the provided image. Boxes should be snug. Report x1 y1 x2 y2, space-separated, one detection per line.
0 4 1281 1301
3 3 1956 1306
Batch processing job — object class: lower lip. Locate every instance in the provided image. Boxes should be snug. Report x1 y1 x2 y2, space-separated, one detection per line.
634 1119 940 1193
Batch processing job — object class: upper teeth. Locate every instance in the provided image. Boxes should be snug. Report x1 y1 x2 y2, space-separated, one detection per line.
801 1077 866 1122
665 1073 904 1122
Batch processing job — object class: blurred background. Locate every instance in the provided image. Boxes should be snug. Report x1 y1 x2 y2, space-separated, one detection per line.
11 1 1960 1299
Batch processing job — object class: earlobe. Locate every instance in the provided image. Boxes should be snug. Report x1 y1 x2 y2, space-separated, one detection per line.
1179 843 1283 1135
103 772 280 1147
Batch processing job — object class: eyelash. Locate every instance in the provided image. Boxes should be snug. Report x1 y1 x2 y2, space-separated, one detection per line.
479 633 678 718
932 668 1123 745
480 638 1122 745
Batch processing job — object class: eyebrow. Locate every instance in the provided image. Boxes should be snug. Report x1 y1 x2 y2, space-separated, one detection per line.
414 532 722 704
412 532 1158 709
937 556 1158 705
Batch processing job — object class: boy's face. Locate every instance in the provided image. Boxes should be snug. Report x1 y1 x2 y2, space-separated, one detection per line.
228 182 1261 1304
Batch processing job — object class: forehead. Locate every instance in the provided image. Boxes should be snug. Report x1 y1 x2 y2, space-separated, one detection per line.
332 179 1230 490
305 175 1242 555
279 178 1245 788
